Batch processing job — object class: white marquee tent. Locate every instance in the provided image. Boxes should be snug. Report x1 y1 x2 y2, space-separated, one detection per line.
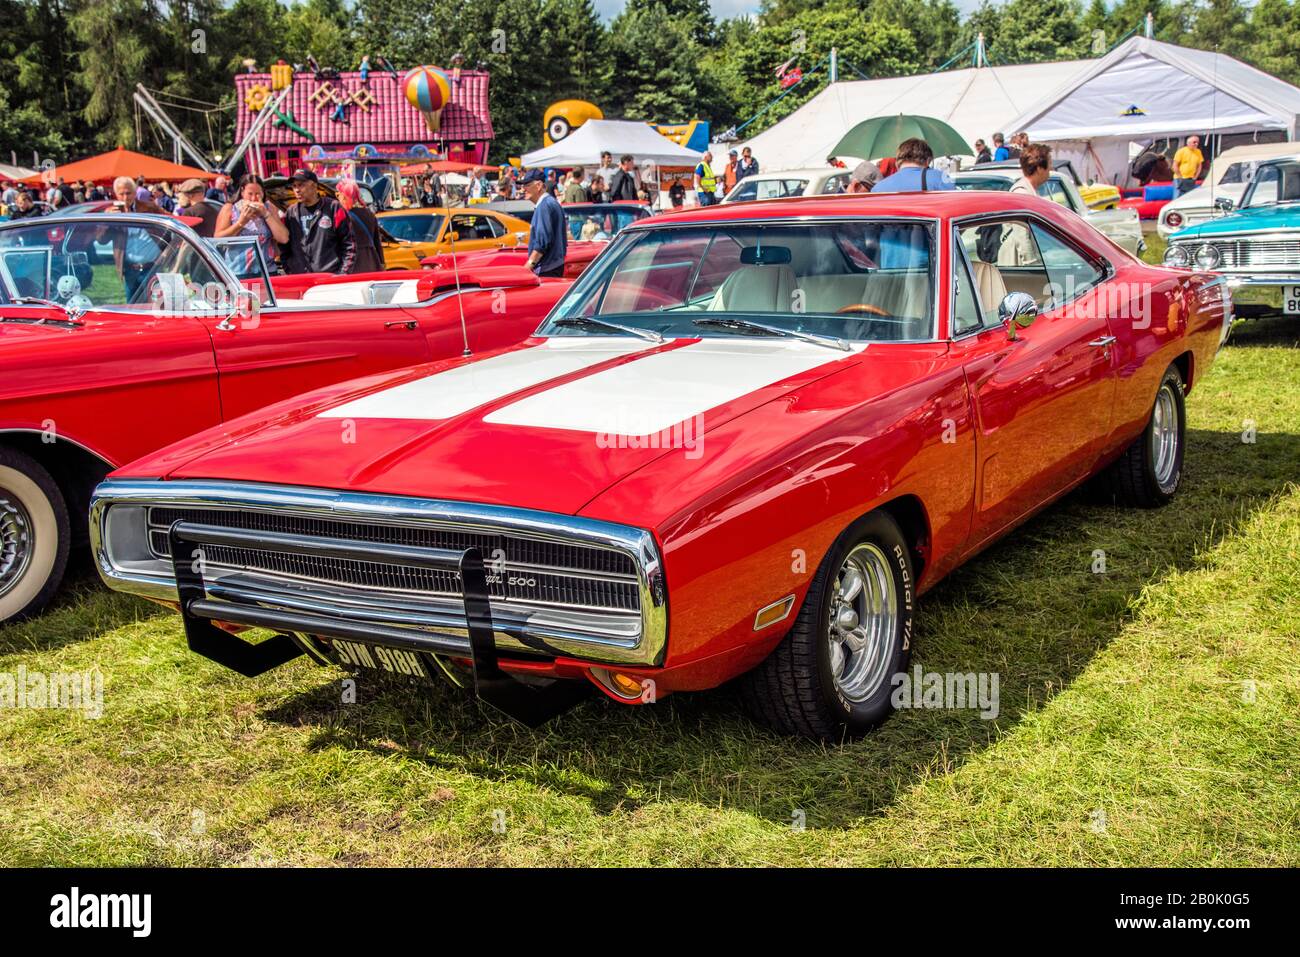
1007 36 1300 184
521 119 703 169
739 36 1300 187
0 162 38 181
738 58 1090 171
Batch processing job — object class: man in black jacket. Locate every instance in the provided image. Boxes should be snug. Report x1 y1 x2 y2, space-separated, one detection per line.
609 154 639 201
283 169 355 274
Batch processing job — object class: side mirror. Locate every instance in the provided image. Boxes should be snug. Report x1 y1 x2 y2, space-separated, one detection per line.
446 230 461 243
999 291 1038 340
1214 197 1234 211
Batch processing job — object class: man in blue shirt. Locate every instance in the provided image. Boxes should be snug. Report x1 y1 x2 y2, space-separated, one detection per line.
992 132 1010 162
871 138 955 193
519 169 567 278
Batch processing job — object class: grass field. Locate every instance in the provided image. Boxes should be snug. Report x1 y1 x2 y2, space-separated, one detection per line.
2 272 1298 865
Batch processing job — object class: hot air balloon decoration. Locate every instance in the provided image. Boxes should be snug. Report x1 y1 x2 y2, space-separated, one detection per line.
402 65 452 134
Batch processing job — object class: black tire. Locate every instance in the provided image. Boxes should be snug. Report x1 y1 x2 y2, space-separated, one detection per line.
0 446 71 623
740 511 915 740
1103 365 1186 508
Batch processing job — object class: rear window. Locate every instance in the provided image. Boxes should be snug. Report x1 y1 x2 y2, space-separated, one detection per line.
379 214 445 242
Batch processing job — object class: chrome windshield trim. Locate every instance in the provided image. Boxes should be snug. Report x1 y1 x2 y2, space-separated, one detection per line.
540 213 943 342
91 479 668 666
0 212 242 310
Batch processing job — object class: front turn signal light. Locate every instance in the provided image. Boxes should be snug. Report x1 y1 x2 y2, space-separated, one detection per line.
753 595 797 631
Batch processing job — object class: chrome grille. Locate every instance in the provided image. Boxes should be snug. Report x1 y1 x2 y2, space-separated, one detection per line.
1177 236 1300 269
147 506 640 613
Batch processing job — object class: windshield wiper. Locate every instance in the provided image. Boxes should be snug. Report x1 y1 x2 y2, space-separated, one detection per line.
692 316 850 351
6 297 86 326
553 316 664 343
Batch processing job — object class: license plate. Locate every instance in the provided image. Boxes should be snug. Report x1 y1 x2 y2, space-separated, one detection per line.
329 638 437 683
1285 287 1300 314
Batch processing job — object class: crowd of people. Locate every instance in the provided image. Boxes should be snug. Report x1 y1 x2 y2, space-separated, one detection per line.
0 124 1215 288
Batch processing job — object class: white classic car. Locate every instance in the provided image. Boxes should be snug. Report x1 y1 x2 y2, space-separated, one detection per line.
1157 141 1300 238
721 167 853 203
953 168 1145 256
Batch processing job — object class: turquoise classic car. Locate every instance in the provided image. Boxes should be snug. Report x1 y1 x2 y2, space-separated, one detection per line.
1165 157 1300 318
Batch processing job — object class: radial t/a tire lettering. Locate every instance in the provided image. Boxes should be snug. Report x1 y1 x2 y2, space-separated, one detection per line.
740 511 915 740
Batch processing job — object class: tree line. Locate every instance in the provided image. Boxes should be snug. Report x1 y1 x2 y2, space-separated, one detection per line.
2 0 1298 168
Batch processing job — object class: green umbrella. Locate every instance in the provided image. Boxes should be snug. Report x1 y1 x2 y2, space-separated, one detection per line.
830 114 973 161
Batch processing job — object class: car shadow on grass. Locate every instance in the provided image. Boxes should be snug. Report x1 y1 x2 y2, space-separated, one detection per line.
261 404 1300 830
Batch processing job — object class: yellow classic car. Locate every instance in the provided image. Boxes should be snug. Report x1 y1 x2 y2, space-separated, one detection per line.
377 207 532 270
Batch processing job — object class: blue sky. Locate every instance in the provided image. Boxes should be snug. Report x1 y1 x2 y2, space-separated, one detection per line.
592 0 984 20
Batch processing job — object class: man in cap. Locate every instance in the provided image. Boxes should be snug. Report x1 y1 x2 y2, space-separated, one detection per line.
174 179 220 237
282 168 355 274
724 149 739 194
518 168 567 278
846 160 881 194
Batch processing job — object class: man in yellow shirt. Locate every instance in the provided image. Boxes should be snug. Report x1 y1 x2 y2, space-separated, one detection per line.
1172 135 1204 195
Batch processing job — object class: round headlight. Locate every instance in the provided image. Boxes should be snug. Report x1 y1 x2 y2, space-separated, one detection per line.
1195 243 1221 269
1163 244 1191 267
1165 211 1183 228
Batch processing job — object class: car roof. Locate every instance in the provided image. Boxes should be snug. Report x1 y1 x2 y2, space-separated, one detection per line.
735 167 841 180
954 169 1063 183
630 191 1060 225
1214 141 1300 164
561 202 651 211
377 207 497 217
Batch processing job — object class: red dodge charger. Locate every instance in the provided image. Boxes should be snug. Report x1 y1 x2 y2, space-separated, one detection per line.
88 193 1230 738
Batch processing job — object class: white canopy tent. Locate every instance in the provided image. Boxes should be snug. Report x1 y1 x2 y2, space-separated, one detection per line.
1007 37 1300 185
0 163 38 181
738 58 1089 171
521 119 704 169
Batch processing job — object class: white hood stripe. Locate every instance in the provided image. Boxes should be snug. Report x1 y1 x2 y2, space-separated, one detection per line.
485 340 850 435
319 338 656 421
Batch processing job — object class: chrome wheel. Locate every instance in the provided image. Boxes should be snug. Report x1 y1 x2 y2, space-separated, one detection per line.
1150 383 1180 487
0 488 34 601
827 542 898 703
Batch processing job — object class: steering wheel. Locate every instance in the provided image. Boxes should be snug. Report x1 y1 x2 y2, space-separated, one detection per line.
836 303 889 317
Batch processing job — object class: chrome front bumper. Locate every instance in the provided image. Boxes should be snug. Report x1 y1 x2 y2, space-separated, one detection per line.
1223 275 1300 317
90 479 669 667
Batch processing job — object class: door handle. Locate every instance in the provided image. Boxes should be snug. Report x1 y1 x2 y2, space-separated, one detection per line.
385 320 417 331
1089 335 1116 360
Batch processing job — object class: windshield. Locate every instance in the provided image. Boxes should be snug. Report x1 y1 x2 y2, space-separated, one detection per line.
1218 161 1251 186
379 214 445 242
565 207 643 241
954 177 1013 192
540 220 935 342
0 217 230 311
727 178 810 202
1241 160 1300 208
207 236 275 307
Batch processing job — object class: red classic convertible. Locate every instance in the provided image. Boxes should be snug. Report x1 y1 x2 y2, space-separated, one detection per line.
90 193 1231 738
0 213 567 621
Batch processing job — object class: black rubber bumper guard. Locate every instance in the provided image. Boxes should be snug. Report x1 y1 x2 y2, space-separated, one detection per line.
168 520 590 726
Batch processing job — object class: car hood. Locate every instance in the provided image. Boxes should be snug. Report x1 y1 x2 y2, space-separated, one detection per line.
1170 202 1300 239
0 307 166 345
1165 181 1247 212
120 336 867 516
